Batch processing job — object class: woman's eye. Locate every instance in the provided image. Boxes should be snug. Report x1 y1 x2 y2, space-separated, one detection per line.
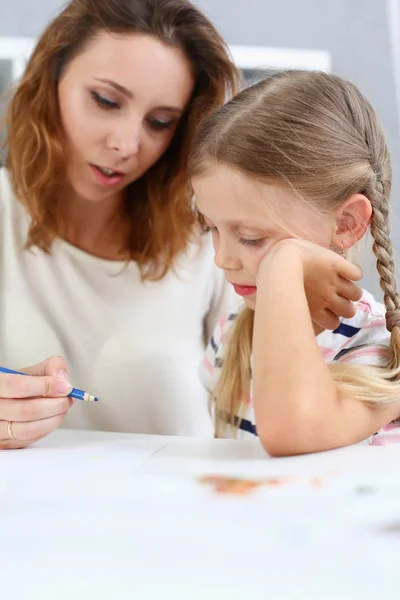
239 238 264 248
91 91 119 110
147 116 174 130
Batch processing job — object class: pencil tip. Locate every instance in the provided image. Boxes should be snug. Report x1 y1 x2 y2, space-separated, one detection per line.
83 392 99 402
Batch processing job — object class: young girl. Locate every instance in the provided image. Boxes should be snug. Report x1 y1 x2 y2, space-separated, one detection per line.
188 70 400 456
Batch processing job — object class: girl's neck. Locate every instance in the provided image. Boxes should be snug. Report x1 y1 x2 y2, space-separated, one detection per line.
60 188 129 260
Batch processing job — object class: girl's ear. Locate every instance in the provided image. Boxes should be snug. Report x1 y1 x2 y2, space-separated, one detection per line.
332 193 372 251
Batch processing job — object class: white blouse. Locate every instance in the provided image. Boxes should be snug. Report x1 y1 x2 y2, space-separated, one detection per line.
0 169 238 436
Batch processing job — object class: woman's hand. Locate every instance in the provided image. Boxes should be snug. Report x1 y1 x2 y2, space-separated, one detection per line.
257 239 363 331
0 357 74 449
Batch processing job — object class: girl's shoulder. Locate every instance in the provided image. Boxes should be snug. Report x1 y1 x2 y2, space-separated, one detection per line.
201 312 238 393
318 290 389 365
211 312 239 350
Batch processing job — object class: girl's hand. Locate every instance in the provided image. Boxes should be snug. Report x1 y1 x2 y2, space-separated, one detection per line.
0 357 74 449
257 239 363 330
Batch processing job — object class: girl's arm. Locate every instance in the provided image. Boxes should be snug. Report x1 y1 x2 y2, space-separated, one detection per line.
253 241 400 456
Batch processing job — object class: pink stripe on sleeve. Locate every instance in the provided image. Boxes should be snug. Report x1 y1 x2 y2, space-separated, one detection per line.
337 346 389 364
320 346 337 360
362 318 387 330
203 355 214 374
370 434 400 446
381 422 400 432
218 315 227 330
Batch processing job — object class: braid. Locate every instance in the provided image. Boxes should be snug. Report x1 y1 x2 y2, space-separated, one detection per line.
370 191 399 313
357 95 400 336
369 180 400 369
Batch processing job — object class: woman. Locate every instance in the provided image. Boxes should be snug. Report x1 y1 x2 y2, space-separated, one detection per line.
0 0 240 448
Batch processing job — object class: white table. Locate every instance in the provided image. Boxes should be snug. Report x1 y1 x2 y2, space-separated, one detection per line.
1 429 399 599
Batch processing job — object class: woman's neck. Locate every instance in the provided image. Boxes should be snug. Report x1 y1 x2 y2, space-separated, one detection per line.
60 189 129 260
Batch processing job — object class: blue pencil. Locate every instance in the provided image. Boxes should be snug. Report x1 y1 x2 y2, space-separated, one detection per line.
0 365 99 402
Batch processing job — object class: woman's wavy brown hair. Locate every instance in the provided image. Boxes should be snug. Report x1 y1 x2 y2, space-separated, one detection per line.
3 0 239 279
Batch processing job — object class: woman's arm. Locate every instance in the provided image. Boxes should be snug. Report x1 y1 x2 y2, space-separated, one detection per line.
253 241 400 456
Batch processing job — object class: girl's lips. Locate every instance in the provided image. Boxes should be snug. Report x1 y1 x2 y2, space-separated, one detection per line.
232 284 257 297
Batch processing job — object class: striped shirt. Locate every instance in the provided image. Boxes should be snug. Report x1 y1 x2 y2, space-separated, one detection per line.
201 290 400 444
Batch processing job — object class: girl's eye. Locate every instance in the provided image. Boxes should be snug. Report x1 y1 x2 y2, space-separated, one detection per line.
91 91 119 110
239 238 264 248
147 116 174 130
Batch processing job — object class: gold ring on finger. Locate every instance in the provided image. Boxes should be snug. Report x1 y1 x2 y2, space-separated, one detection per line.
7 421 16 440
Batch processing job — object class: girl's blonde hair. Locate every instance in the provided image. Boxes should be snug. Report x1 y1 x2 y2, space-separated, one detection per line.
188 70 400 437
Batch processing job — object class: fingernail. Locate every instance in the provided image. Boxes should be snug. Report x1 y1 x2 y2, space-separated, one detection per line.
56 369 69 380
56 378 72 395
